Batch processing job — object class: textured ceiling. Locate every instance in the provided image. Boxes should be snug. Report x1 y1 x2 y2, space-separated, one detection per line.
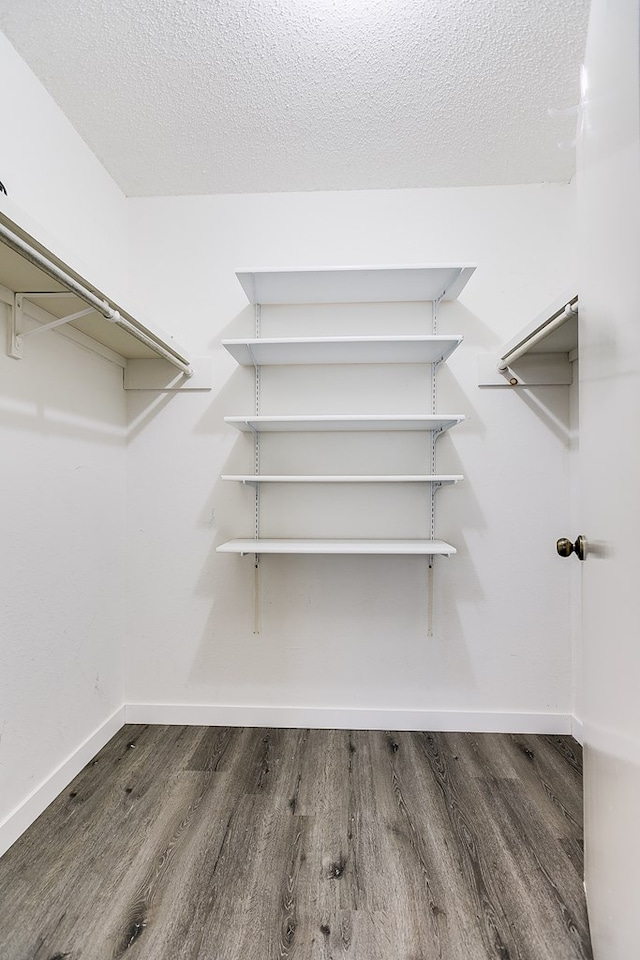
0 0 590 197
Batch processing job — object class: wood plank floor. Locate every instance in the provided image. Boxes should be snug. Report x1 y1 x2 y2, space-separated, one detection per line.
0 726 592 960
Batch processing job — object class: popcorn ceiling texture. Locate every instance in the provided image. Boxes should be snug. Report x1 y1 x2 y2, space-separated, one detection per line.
0 0 590 197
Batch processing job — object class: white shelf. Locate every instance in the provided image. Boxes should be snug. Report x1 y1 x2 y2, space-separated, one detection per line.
478 287 578 387
217 539 457 556
222 335 463 366
221 263 468 563
500 287 578 361
0 202 192 369
225 414 465 433
222 474 463 484
236 265 475 304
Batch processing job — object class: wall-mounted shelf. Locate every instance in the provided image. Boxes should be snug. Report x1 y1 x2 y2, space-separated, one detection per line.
217 539 457 556
222 335 463 366
220 263 473 567
225 414 465 433
478 287 578 386
0 200 209 389
222 475 463 485
236 265 475 304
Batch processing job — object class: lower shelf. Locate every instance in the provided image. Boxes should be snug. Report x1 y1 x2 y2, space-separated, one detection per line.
221 475 463 484
217 539 456 556
225 415 464 433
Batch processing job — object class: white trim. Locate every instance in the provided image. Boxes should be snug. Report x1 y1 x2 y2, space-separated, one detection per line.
0 706 126 858
572 715 584 744
125 703 573 735
0 705 580 856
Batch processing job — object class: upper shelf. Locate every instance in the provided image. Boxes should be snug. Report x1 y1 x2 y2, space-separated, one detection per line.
225 414 465 433
222 335 463 366
236 265 476 304
0 201 192 372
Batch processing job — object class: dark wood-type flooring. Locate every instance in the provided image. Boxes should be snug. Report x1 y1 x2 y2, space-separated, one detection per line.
0 726 592 960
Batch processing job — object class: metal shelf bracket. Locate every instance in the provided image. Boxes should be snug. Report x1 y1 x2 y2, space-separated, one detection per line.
8 292 98 359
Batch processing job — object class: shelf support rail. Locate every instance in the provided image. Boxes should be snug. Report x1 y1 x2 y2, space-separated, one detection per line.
425 296 443 636
254 303 261 567
496 296 578 372
252 302 262 632
428 297 442 566
1 221 193 376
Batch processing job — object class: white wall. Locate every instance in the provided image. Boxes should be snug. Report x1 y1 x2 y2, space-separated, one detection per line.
0 30 128 854
0 30 129 305
125 184 577 726
0 303 126 842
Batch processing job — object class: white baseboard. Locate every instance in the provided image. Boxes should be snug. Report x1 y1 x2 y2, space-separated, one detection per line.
0 704 577 857
126 702 573 735
572 715 584 744
0 706 126 859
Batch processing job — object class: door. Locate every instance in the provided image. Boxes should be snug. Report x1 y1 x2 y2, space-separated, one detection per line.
578 0 640 956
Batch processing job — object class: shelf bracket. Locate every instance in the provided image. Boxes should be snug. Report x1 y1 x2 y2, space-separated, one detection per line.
253 303 262 574
8 293 95 359
4 294 16 358
1 221 194 374
246 342 259 368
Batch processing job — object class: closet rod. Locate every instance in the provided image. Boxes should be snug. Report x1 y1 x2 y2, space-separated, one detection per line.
0 221 193 376
497 297 578 371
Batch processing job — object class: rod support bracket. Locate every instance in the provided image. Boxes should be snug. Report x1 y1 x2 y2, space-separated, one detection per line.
7 294 22 358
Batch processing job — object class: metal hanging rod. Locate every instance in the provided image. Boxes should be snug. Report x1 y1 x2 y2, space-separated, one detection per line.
0 220 193 376
497 296 578 372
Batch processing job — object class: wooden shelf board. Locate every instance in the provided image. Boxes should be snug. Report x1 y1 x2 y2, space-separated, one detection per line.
224 414 465 433
236 265 475 304
217 539 457 556
222 335 463 366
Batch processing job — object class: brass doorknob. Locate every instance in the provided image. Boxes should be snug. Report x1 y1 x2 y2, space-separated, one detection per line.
556 536 586 560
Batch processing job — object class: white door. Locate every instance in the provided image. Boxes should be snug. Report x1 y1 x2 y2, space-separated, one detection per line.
578 0 640 956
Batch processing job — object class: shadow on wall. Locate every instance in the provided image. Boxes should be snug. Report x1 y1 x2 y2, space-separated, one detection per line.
187 551 481 709
506 386 572 442
125 304 253 443
0 305 126 444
